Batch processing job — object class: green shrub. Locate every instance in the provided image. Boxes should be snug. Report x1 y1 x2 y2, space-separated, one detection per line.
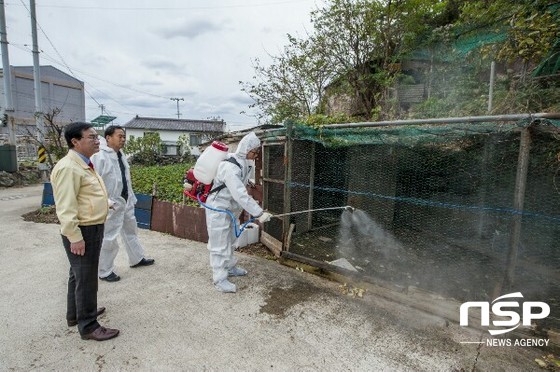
125 133 163 166
131 163 193 204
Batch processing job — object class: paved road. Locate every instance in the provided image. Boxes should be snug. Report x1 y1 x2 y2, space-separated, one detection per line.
0 185 543 371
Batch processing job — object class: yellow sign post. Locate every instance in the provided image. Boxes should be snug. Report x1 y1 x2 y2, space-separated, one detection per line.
38 145 47 163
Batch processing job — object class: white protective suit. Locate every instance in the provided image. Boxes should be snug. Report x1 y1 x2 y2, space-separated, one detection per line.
91 139 145 277
205 132 264 284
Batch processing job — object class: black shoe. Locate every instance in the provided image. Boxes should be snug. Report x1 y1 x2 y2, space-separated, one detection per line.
81 326 120 341
130 258 155 268
99 272 120 282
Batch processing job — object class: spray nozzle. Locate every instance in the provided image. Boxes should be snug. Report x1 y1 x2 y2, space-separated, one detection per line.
344 206 355 213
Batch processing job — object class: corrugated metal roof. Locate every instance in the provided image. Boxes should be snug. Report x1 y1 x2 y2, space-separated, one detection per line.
123 116 226 133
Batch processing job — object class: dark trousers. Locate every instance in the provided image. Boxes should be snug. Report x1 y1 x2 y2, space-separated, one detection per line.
61 224 104 335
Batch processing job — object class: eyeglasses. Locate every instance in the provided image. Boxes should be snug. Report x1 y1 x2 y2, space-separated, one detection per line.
83 135 99 141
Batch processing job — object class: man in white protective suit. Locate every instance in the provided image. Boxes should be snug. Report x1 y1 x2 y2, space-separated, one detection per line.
205 132 273 293
91 125 155 282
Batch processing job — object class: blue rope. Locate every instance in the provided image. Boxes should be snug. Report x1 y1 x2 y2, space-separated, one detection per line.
197 193 256 238
289 182 560 223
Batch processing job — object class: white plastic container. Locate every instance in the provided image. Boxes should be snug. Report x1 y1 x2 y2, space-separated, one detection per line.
245 223 259 245
193 141 228 185
235 223 259 248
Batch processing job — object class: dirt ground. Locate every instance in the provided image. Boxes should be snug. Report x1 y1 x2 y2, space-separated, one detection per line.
0 184 553 371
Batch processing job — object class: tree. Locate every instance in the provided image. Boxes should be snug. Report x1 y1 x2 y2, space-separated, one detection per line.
311 0 449 120
42 108 67 164
240 35 335 124
243 0 557 123
243 0 449 123
414 0 560 115
124 132 163 166
24 107 67 168
176 134 192 157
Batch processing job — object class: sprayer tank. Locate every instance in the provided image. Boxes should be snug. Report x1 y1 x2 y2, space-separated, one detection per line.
193 141 228 185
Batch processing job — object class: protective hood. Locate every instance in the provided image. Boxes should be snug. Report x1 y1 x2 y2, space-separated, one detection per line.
98 136 115 154
235 132 260 158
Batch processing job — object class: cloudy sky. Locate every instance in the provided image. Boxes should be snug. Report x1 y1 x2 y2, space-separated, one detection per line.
5 0 321 131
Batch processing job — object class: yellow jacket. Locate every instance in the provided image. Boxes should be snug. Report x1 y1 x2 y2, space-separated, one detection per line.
50 150 109 242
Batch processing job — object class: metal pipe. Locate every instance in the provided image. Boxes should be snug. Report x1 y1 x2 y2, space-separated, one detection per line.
488 61 495 113
321 113 560 129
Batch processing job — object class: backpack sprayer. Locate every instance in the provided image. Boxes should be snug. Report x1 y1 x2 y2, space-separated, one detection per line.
183 141 229 203
184 141 255 238
184 142 355 235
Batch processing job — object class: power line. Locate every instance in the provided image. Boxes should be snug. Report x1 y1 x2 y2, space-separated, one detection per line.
7 0 313 11
12 41 171 102
9 29 162 120
8 3 267 126
15 0 172 121
16 0 105 110
11 43 132 116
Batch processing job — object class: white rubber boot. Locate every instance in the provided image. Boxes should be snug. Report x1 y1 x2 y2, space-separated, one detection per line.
228 266 248 277
215 279 237 293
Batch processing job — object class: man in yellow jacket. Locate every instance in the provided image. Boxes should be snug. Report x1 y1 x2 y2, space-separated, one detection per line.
50 122 119 341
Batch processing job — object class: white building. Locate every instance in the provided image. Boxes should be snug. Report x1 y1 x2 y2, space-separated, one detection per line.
122 116 226 156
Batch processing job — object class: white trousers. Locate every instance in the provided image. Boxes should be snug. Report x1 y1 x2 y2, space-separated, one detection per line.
98 197 145 278
206 209 238 284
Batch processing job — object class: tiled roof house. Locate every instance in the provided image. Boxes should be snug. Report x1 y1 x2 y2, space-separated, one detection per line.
122 116 226 156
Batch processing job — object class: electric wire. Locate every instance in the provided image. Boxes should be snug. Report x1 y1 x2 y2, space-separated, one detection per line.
6 1 279 128
8 0 314 11
14 1 138 119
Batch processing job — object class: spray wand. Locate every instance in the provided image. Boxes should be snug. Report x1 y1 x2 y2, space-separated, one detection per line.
271 205 355 219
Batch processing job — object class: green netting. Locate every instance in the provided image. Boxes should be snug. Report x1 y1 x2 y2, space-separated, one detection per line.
409 30 507 62
453 31 507 57
292 118 560 148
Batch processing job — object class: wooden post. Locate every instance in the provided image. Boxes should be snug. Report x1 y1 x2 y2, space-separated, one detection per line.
306 142 316 230
282 122 293 250
502 127 532 291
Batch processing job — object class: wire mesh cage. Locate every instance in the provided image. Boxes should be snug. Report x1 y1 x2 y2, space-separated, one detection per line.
261 116 560 333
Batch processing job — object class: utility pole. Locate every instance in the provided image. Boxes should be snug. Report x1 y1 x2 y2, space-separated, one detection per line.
170 97 184 119
99 104 105 115
30 0 48 179
30 0 44 144
0 0 15 146
0 0 18 172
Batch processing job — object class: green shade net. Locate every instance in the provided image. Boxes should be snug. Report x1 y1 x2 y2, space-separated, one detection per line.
292 118 560 148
